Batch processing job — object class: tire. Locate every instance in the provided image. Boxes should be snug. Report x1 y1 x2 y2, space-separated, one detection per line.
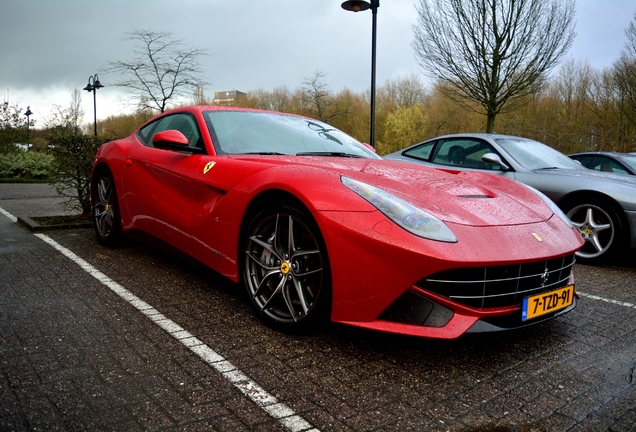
563 197 624 265
92 170 123 247
242 202 331 332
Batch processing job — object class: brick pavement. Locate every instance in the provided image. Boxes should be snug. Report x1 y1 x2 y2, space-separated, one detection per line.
0 209 296 430
1 183 635 431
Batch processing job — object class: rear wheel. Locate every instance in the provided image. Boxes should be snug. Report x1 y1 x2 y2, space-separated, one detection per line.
92 170 123 246
563 198 623 265
242 202 331 332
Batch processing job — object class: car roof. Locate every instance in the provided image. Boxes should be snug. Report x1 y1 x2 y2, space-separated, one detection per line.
160 105 298 116
570 151 636 157
422 133 528 141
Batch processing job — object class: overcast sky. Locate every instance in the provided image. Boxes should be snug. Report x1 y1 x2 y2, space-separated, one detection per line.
1 0 635 127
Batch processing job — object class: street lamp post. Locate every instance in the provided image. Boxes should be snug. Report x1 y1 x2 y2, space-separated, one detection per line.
24 106 33 132
341 0 379 148
83 74 104 136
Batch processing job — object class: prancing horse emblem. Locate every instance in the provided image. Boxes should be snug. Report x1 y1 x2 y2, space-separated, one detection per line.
540 268 549 288
203 161 216 175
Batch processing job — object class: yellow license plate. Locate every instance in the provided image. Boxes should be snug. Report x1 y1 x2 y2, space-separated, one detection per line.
522 285 574 321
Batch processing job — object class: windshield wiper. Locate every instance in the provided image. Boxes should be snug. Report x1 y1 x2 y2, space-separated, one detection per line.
296 151 364 158
239 152 287 155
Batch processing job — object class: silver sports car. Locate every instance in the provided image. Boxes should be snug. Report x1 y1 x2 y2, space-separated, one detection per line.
385 133 636 265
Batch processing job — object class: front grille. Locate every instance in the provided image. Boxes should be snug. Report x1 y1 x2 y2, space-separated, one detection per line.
417 254 575 309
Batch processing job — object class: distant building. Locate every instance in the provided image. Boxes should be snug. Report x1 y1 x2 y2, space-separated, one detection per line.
213 90 247 105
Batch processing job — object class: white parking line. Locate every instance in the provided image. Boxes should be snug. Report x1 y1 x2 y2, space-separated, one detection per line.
0 206 18 223
4 204 631 431
578 291 636 309
34 233 319 432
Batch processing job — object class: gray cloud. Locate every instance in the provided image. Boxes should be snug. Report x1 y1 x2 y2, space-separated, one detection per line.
1 0 634 123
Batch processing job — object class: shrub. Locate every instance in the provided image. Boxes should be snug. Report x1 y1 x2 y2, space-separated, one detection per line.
48 135 110 215
0 151 53 179
22 151 54 178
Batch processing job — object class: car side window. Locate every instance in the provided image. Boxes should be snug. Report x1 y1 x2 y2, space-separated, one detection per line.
577 156 628 174
431 138 502 170
402 142 435 161
607 162 628 174
137 113 204 152
137 121 159 146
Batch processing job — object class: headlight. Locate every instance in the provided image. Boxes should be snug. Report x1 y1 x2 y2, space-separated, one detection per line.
521 183 573 228
342 177 457 242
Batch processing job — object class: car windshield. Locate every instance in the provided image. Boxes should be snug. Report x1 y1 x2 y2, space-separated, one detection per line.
203 110 379 159
495 137 583 170
619 154 636 171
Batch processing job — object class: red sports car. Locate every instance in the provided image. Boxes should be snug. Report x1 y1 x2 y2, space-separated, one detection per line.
91 106 583 339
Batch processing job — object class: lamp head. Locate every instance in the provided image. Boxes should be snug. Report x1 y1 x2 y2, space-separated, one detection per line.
83 75 94 92
93 75 104 89
341 0 371 12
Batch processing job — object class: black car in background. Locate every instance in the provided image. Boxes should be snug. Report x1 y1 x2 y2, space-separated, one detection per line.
569 152 636 176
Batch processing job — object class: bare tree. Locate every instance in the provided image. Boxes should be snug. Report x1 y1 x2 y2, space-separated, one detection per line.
302 71 346 122
192 84 208 105
46 89 85 136
625 10 636 59
614 10 636 130
109 30 207 113
381 73 428 108
412 0 575 132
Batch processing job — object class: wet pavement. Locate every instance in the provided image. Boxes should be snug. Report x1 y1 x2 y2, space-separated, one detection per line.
0 183 78 217
0 183 635 431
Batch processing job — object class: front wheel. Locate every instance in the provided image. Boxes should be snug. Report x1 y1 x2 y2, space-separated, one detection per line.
242 202 331 332
92 170 123 247
563 198 624 265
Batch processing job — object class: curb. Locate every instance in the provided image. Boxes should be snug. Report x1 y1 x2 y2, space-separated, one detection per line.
17 215 93 232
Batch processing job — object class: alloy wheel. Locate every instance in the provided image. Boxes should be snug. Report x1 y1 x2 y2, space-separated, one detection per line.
244 210 325 326
567 203 614 260
93 173 121 245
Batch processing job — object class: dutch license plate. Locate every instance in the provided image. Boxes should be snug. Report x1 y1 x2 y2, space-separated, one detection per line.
522 285 574 321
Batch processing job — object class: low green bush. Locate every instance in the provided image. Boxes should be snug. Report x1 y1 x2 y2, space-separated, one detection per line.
0 151 53 179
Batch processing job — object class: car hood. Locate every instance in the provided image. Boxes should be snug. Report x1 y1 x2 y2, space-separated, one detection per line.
532 167 636 186
358 160 552 226
231 155 554 227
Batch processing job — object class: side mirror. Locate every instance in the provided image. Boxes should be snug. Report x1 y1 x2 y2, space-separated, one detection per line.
152 130 204 154
482 152 510 171
362 142 376 153
153 130 190 149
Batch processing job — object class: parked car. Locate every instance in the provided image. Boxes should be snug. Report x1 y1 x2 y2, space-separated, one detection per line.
385 133 636 265
569 151 636 176
91 109 582 339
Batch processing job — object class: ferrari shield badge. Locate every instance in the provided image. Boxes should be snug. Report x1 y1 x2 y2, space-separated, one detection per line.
280 262 290 274
203 161 216 175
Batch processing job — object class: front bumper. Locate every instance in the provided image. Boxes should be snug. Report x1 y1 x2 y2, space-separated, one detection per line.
336 283 577 339
315 209 582 339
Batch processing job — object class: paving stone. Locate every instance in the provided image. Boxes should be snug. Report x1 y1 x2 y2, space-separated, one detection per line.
2 183 636 431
